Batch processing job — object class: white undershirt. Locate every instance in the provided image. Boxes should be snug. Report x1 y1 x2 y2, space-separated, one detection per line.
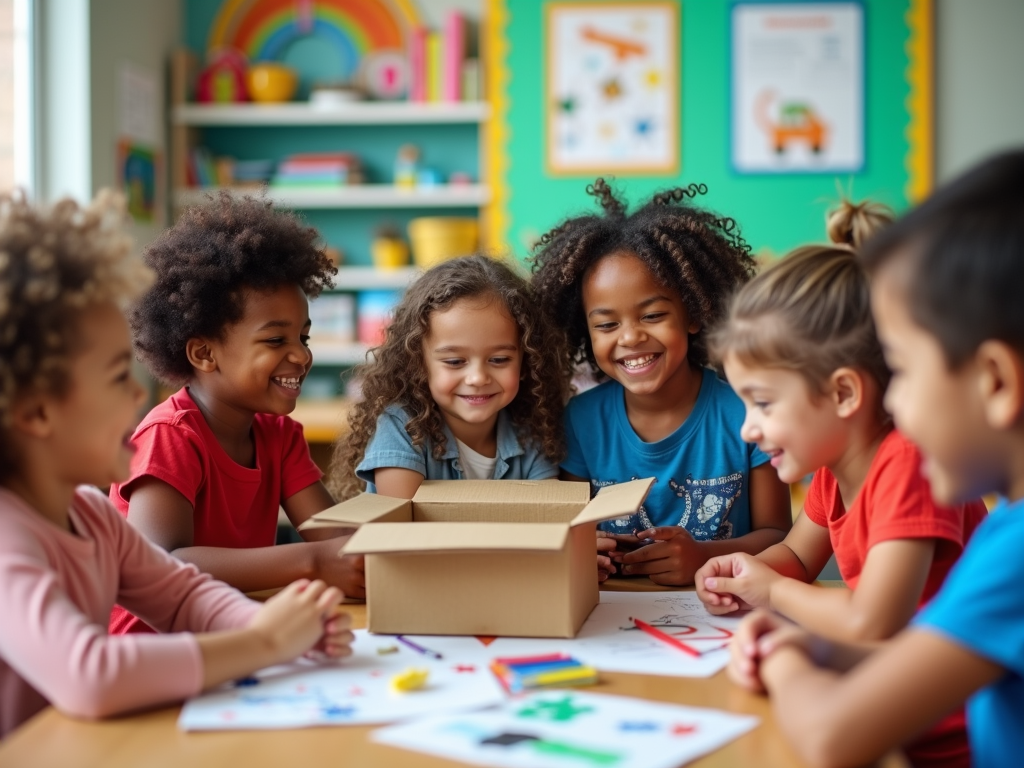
456 438 498 480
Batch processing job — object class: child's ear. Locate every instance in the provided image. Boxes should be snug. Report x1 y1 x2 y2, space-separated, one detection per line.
9 393 56 439
688 320 701 335
829 366 864 419
976 340 1024 430
185 338 218 373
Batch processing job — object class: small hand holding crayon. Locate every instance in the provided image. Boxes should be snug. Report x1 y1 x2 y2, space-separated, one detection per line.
616 527 704 586
697 553 781 614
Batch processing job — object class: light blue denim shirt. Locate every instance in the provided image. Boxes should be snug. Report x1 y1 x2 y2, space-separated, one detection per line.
356 404 558 492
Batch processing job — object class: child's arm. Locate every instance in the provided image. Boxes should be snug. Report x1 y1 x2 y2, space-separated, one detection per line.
125 477 360 595
696 511 834 614
755 626 999 768
373 467 426 499
617 463 792 585
701 539 936 641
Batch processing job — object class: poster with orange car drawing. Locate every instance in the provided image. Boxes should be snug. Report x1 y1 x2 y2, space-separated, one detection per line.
731 2 864 173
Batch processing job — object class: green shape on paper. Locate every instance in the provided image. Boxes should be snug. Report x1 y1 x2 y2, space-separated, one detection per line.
531 739 622 766
517 696 594 723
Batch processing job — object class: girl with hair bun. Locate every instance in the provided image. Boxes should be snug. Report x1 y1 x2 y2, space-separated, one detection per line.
695 198 986 768
531 179 793 588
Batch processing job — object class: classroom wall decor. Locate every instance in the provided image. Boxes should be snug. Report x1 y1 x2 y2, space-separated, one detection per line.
488 0 934 257
546 2 679 175
731 1 865 174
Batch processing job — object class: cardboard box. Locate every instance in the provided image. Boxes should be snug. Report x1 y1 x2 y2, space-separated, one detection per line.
300 478 653 638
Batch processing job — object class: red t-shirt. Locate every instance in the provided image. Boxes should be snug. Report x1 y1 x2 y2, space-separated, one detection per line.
804 429 987 768
108 387 322 634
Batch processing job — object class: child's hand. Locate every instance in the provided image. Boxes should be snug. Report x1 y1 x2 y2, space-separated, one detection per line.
312 539 366 600
728 609 797 693
596 531 618 582
699 553 780 612
248 579 344 664
313 609 356 659
617 527 703 585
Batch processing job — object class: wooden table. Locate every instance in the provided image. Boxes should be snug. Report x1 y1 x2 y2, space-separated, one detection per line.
0 581 905 768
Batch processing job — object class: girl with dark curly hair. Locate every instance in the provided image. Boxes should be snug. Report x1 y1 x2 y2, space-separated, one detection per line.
329 255 571 501
109 193 365 639
531 179 791 587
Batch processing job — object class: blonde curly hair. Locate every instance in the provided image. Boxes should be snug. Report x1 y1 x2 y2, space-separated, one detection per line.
0 190 153 476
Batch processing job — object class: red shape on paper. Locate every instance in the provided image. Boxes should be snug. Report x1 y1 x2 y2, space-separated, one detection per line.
476 636 497 647
671 723 699 736
349 686 364 696
369 670 384 678
454 665 477 673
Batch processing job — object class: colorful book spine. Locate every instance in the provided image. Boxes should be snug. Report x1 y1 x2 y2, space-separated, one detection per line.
409 26 428 102
425 31 442 103
443 11 464 102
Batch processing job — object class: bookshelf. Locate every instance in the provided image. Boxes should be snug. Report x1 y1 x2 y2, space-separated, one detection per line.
173 101 491 126
175 184 490 210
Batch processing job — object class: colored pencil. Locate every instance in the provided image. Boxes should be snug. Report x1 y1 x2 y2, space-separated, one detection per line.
629 617 702 658
395 635 443 660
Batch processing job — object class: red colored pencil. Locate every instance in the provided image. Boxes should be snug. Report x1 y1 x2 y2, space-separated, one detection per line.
629 617 702 658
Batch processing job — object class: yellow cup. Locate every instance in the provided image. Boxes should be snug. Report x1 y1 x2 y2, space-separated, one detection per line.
371 238 410 270
407 217 479 269
246 63 298 103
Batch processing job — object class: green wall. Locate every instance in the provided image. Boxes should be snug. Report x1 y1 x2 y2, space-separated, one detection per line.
502 0 913 257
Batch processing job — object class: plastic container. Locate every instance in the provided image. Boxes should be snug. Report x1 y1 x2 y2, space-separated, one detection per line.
407 217 479 269
371 237 410 270
246 63 298 103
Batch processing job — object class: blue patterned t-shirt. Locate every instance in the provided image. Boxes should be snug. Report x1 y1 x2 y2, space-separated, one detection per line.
561 368 770 537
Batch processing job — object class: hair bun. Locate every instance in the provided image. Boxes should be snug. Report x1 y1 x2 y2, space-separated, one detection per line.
826 198 895 250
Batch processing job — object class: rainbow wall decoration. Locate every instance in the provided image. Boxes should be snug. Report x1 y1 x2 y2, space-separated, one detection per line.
207 0 421 79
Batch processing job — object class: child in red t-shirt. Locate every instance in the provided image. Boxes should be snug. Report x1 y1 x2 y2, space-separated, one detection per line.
694 202 986 768
110 195 363 635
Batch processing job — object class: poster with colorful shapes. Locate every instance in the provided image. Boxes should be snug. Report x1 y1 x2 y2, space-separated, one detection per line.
177 631 505 730
373 690 758 768
731 2 865 173
546 2 679 175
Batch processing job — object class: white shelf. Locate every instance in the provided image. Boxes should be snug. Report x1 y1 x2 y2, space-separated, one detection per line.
175 184 490 210
332 266 420 290
308 340 373 366
173 101 491 126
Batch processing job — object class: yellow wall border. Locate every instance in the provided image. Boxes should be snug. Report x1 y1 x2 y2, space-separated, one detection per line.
904 0 934 203
483 0 510 251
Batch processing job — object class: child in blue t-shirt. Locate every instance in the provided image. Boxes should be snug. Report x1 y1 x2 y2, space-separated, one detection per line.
531 180 792 586
726 150 1024 768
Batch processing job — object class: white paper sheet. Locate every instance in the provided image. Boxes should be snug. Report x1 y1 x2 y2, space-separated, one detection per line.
373 690 758 768
481 591 744 678
177 630 505 730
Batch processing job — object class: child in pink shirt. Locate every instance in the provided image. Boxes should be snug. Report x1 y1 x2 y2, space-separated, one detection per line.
0 192 353 738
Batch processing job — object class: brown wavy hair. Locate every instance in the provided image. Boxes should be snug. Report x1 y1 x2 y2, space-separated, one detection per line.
0 190 153 479
710 198 895 394
328 255 572 500
529 179 756 374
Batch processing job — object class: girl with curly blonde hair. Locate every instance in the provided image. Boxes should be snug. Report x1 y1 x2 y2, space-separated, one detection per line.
330 255 571 501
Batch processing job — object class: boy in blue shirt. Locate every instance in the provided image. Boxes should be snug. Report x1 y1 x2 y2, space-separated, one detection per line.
726 150 1024 768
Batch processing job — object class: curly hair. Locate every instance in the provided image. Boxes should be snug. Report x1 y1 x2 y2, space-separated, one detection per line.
0 190 153 478
131 192 336 384
529 179 756 373
328 255 572 500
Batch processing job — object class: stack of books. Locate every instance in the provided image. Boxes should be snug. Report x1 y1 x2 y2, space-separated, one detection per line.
408 10 480 103
271 152 363 189
489 653 598 695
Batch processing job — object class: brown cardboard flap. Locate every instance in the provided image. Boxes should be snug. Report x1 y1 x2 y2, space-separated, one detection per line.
570 477 655 527
412 479 590 505
297 493 411 532
341 522 569 555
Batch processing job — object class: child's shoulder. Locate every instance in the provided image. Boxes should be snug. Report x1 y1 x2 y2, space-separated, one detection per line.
136 387 205 434
566 379 621 414
868 430 923 475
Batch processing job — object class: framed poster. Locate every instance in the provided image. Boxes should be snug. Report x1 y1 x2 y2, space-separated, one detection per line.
731 2 865 174
546 2 679 176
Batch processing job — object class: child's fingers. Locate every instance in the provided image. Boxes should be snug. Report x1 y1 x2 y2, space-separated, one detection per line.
315 586 344 613
635 527 681 542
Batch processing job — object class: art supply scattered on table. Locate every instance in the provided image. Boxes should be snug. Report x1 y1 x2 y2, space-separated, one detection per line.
376 645 399 655
391 668 430 692
489 653 597 694
397 635 444 659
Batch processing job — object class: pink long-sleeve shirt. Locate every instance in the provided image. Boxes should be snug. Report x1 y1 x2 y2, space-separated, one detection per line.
0 485 260 737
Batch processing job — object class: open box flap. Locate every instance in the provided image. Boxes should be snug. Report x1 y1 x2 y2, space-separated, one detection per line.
570 477 655 527
297 493 411 532
341 522 569 555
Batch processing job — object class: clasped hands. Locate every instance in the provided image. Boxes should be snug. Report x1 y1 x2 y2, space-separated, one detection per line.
596 527 706 586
